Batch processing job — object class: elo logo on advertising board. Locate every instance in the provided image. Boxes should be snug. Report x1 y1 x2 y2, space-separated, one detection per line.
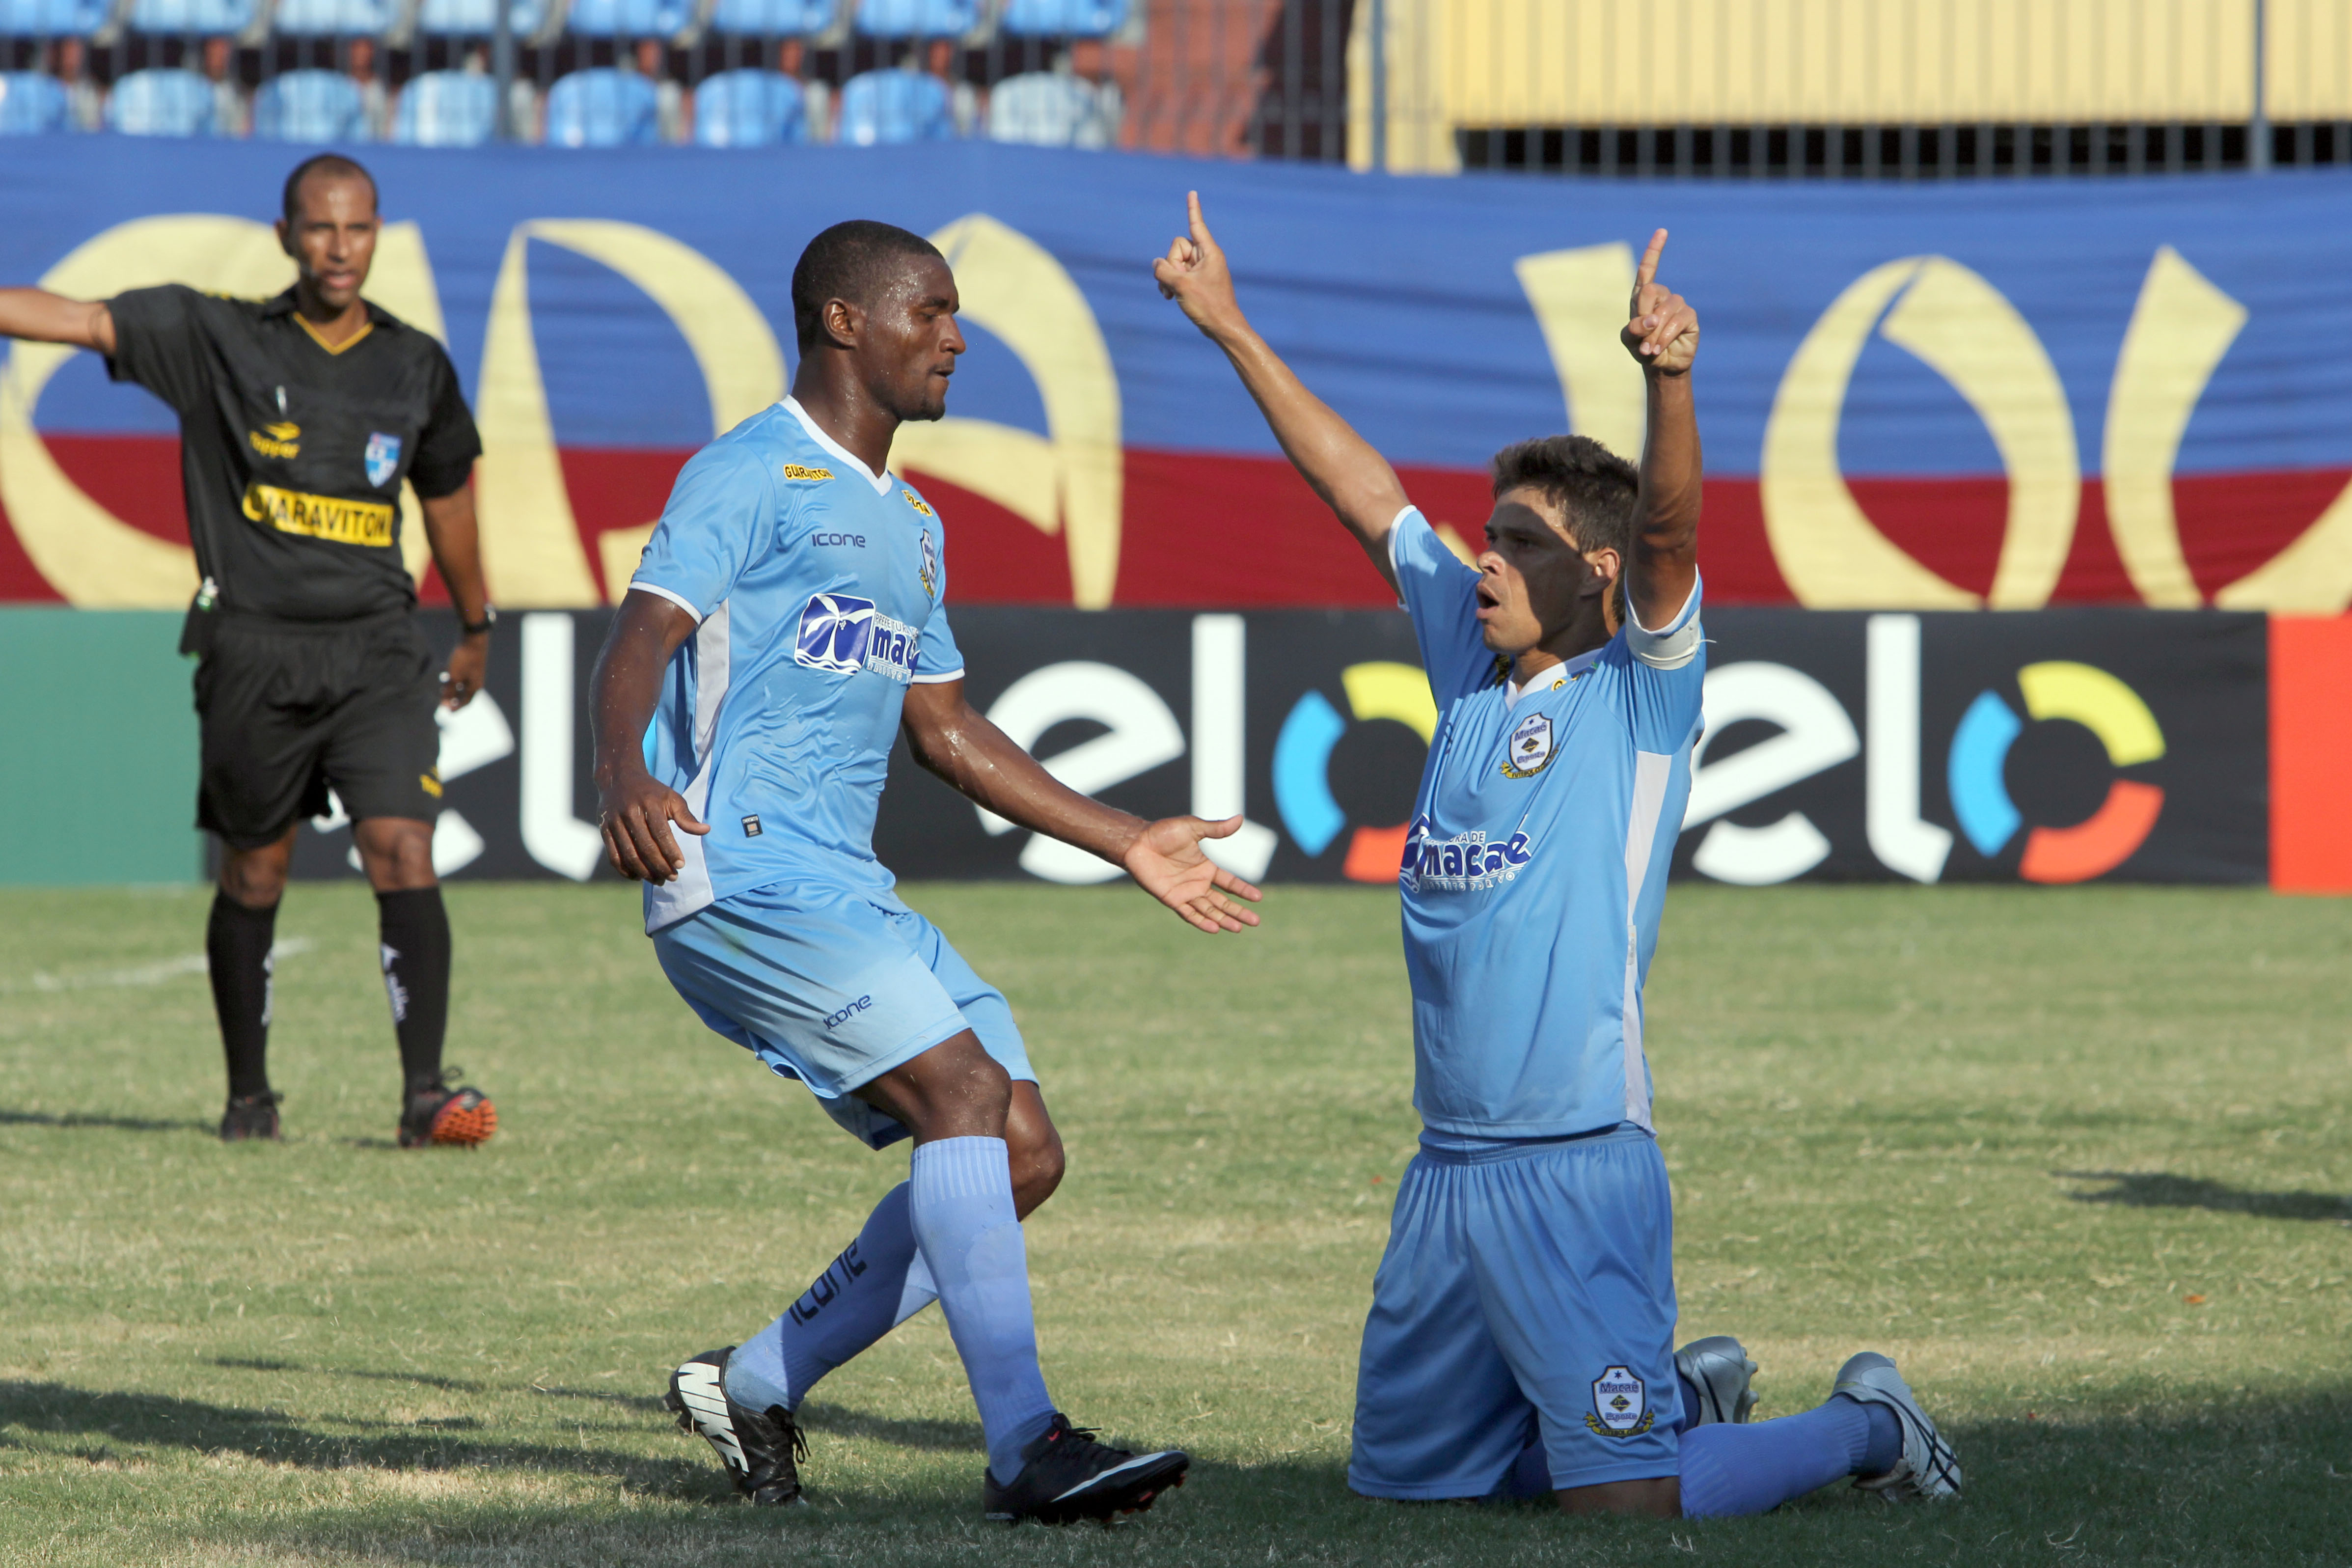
1273 662 1438 883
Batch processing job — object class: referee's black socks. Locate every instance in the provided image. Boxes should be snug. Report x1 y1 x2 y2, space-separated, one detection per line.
207 891 278 1100
377 888 453 1098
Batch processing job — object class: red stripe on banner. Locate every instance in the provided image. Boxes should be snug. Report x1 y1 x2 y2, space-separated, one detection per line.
0 492 67 603
46 433 189 547
556 446 693 601
2177 467 2352 600
2270 615 2352 894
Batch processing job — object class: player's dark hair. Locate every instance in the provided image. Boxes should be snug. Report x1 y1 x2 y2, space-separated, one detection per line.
1490 434 1640 620
791 220 946 351
280 154 377 223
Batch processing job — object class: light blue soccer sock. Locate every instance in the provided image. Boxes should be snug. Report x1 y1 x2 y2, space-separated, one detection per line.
726 1183 940 1415
909 1135 1058 1483
1677 1395 1900 1517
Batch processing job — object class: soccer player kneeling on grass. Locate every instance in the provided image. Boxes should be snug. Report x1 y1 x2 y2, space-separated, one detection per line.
1155 196 1961 1516
589 220 1262 1524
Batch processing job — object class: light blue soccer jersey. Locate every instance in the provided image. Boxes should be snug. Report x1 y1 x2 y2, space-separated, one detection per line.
1389 508 1705 1138
627 397 963 934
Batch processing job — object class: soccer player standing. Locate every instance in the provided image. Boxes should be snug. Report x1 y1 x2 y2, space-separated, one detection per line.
0 156 496 1149
1157 196 1960 1516
590 220 1256 1522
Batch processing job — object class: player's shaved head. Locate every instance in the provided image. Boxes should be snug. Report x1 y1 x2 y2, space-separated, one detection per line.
792 221 946 351
1489 435 1638 560
281 154 378 223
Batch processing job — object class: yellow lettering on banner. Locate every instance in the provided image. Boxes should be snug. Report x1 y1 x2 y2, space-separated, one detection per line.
0 216 446 606
242 482 395 547
474 220 786 606
1512 241 1647 462
2102 247 2246 608
892 214 1123 609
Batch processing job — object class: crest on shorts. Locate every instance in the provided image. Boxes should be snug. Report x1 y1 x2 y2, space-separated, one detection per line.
364 431 402 488
1500 711 1557 778
919 530 939 599
1585 1366 1653 1437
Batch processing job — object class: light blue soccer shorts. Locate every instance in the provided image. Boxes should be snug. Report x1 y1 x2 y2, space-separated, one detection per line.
652 881 1035 1150
1348 1125 1681 1498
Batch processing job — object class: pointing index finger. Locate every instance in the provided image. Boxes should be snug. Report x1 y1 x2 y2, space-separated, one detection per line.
1188 189 1212 247
1635 227 1668 292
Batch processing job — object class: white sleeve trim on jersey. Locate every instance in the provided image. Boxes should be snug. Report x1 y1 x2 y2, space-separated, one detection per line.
626 579 704 624
1625 574 1702 670
1385 505 1423 608
908 667 966 685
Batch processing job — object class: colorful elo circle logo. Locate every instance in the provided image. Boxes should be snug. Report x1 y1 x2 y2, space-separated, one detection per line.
1274 661 1437 882
1946 661 2166 883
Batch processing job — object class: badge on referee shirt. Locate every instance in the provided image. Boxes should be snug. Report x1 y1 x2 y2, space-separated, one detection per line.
1500 711 1557 778
364 432 402 488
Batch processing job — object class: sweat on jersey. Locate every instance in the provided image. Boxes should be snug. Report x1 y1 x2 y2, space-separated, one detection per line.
1388 508 1704 1139
627 397 963 935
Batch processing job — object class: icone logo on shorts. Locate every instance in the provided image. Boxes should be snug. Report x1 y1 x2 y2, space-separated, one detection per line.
794 593 920 683
1400 814 1534 894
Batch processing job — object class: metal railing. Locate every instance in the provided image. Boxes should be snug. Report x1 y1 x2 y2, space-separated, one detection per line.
1 0 2348 167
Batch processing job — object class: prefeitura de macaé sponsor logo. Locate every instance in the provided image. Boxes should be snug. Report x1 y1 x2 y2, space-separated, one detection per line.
1401 816 1535 893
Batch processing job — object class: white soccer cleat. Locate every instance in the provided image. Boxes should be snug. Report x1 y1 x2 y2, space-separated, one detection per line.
1673 1335 1759 1426
1832 1351 1961 1501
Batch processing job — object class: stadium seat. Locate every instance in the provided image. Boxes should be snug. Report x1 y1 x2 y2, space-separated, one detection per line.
835 65 951 142
106 67 217 133
126 0 259 32
543 66 658 145
0 69 70 132
0 0 110 36
707 0 832 34
564 0 689 37
997 0 1125 35
391 67 496 143
252 67 369 138
692 67 806 145
985 68 1116 147
270 0 394 35
852 0 974 38
412 0 544 38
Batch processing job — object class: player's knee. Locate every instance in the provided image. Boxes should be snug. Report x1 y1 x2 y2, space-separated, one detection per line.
354 818 437 891
218 841 290 908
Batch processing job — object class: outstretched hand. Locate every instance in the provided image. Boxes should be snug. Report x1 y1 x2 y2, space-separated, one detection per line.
1621 228 1699 375
1153 191 1244 338
1123 813 1264 933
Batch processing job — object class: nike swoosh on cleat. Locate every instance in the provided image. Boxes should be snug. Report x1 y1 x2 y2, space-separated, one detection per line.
674 1364 747 1470
1047 1450 1184 1505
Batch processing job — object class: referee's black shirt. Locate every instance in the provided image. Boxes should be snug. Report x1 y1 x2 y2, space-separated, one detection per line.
107 283 482 624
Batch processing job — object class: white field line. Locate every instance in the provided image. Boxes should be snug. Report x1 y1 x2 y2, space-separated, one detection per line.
1 937 313 995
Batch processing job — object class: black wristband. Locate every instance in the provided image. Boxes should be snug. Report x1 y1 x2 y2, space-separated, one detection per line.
461 605 498 636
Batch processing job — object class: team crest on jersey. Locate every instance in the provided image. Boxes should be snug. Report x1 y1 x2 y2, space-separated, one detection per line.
793 592 920 683
1501 711 1557 778
902 488 933 517
919 530 939 599
1400 814 1535 893
364 432 401 487
1586 1367 1653 1437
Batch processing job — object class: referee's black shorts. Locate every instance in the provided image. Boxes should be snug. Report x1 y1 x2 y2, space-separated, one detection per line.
191 611 443 849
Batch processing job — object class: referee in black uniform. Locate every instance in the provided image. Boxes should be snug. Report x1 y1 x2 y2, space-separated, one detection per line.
0 155 497 1147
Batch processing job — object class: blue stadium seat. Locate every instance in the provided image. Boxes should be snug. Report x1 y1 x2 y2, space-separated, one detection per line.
126 0 259 32
270 0 394 35
392 68 496 144
853 0 974 38
998 0 1125 35
544 66 657 145
412 0 544 37
835 65 950 143
692 67 805 145
106 67 217 133
707 0 832 35
253 68 368 138
0 0 111 36
564 0 688 36
0 70 70 132
985 68 1116 146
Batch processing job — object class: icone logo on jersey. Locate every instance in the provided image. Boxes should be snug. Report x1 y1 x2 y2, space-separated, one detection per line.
793 593 921 683
1400 814 1535 893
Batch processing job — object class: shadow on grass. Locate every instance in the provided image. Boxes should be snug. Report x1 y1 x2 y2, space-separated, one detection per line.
0 1380 723 1501
2057 1171 2352 1222
0 1108 210 1134
210 1358 668 1414
796 1401 983 1453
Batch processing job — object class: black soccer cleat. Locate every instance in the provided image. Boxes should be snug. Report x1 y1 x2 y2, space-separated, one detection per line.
398 1068 496 1148
219 1090 283 1142
982 1414 1188 1526
664 1347 808 1507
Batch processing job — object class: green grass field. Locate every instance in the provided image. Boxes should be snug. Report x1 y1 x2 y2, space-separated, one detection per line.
2 881 2347 1567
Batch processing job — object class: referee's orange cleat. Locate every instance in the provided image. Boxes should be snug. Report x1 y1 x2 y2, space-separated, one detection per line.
399 1070 497 1148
